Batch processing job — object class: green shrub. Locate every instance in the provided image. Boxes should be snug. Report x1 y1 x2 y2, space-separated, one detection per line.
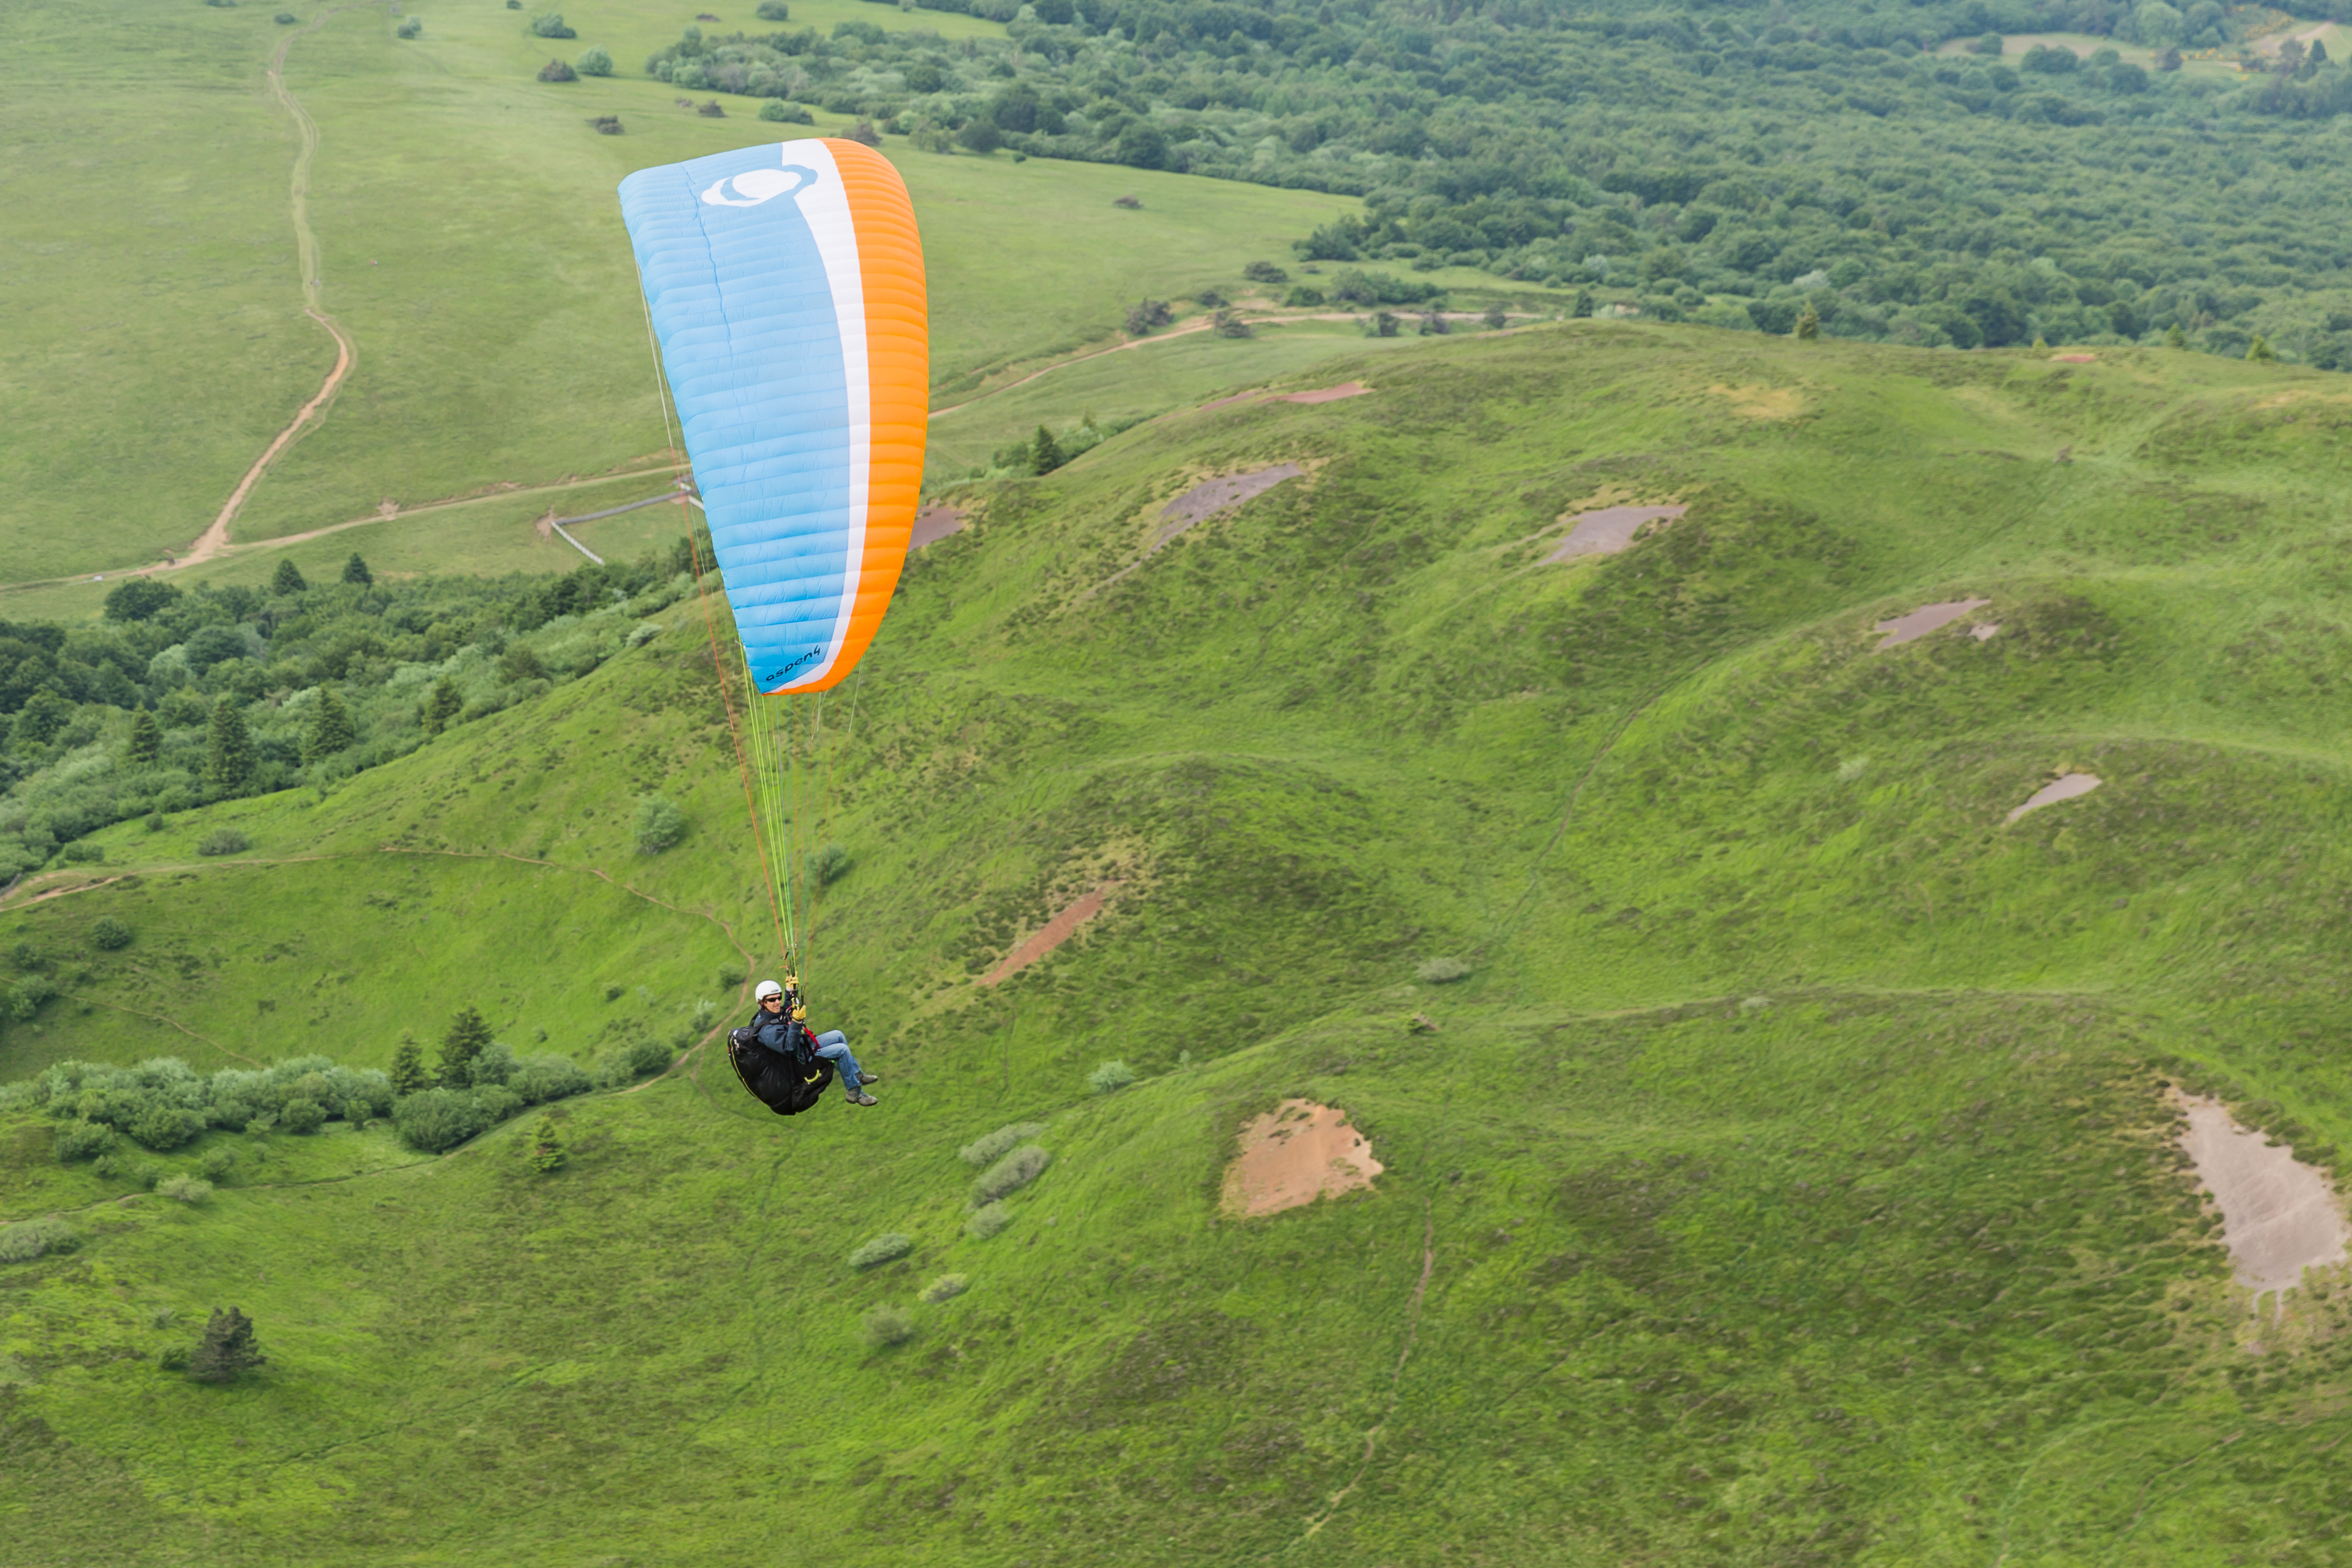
54 1120 113 1162
129 1104 205 1152
393 1088 492 1153
860 1304 914 1348
89 916 133 950
920 1273 970 1303
394 14 421 36
279 1097 326 1135
0 1216 76 1264
196 828 250 857
528 11 573 36
972 1144 1050 1204
1415 956 1472 984
573 44 612 74
958 1122 1043 1167
964 1202 1011 1240
197 1146 237 1182
633 795 686 854
156 1173 212 1204
59 841 104 865
759 99 815 124
1087 1060 1136 1095
814 843 851 886
509 1055 592 1104
755 0 788 15
593 1037 671 1087
848 1232 913 1269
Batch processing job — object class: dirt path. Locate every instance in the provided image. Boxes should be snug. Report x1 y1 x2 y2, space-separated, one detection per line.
179 5 369 569
928 311 1513 421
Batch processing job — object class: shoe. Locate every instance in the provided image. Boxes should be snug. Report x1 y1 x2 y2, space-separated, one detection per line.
855 1071 879 1083
847 1091 878 1107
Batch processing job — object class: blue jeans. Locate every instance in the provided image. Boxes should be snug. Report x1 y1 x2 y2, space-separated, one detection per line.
813 1030 865 1096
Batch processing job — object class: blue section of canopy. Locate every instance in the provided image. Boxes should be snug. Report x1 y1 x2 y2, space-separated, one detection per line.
619 145 852 690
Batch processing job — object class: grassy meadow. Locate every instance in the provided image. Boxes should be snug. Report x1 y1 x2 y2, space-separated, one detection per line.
0 0 1367 585
5 324 2352 1562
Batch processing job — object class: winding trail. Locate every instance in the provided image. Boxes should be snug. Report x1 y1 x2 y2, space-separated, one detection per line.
180 5 370 569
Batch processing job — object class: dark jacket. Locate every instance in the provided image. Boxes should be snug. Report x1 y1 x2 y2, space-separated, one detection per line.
750 1007 813 1065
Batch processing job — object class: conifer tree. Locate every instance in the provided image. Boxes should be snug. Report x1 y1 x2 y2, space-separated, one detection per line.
271 558 308 595
204 698 255 798
524 1113 568 1173
1027 425 1062 475
1794 300 1820 341
423 679 462 737
388 1035 430 1096
438 1005 493 1087
341 552 373 586
304 688 356 763
1571 288 1594 319
2166 322 2187 348
2246 333 2276 362
188 1306 266 1383
125 710 162 766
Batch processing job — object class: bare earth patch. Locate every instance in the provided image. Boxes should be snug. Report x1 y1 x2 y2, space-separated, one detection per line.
2178 1092 2349 1307
2050 353 2098 364
1542 505 1687 563
1874 596 1992 649
979 882 1121 986
910 505 965 549
1157 464 1305 538
1706 382 1805 421
1222 1100 1383 1217
1280 381 1369 404
1970 623 2000 641
2006 772 2100 823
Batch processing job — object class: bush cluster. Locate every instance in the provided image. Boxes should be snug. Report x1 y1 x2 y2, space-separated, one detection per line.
964 1202 1011 1239
1087 1060 1135 1095
958 1120 1043 1167
39 1055 393 1150
0 1216 76 1264
0 541 700 885
970 1143 1050 1203
848 1231 914 1269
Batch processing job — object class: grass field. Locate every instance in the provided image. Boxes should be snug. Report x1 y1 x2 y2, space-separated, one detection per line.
6 325 2352 1562
0 0 1363 585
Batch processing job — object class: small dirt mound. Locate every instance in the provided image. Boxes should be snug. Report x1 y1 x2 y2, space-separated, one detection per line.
1542 505 1686 563
2005 772 2100 823
2178 1093 2348 1305
910 505 965 549
1873 596 1991 649
1222 1100 1383 1217
979 882 1120 986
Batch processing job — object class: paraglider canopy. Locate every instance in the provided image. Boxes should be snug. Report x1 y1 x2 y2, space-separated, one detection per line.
619 138 928 693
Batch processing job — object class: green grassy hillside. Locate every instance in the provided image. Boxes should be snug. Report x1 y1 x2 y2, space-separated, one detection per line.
0 0 1365 585
7 324 2352 1564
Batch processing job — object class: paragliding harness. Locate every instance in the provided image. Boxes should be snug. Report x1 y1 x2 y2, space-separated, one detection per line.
726 1013 835 1116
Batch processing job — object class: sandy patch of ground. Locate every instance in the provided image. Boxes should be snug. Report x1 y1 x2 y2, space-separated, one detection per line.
1155 463 1304 549
1281 381 1369 404
911 505 966 549
1970 622 2000 641
1874 596 1993 649
979 882 1121 986
1542 504 1687 563
2006 772 2100 823
2051 353 2098 364
2178 1092 2349 1305
1222 1100 1383 1217
1707 383 1805 421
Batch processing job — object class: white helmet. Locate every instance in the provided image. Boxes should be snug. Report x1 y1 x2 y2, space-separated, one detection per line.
754 980 784 1002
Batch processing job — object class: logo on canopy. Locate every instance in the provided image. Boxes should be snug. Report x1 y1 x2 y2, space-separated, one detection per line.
700 165 819 208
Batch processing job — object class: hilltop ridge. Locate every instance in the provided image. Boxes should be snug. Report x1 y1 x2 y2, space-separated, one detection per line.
6 323 2352 1564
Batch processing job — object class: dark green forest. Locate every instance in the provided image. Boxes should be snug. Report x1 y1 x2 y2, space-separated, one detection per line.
638 0 2352 358
0 548 701 882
